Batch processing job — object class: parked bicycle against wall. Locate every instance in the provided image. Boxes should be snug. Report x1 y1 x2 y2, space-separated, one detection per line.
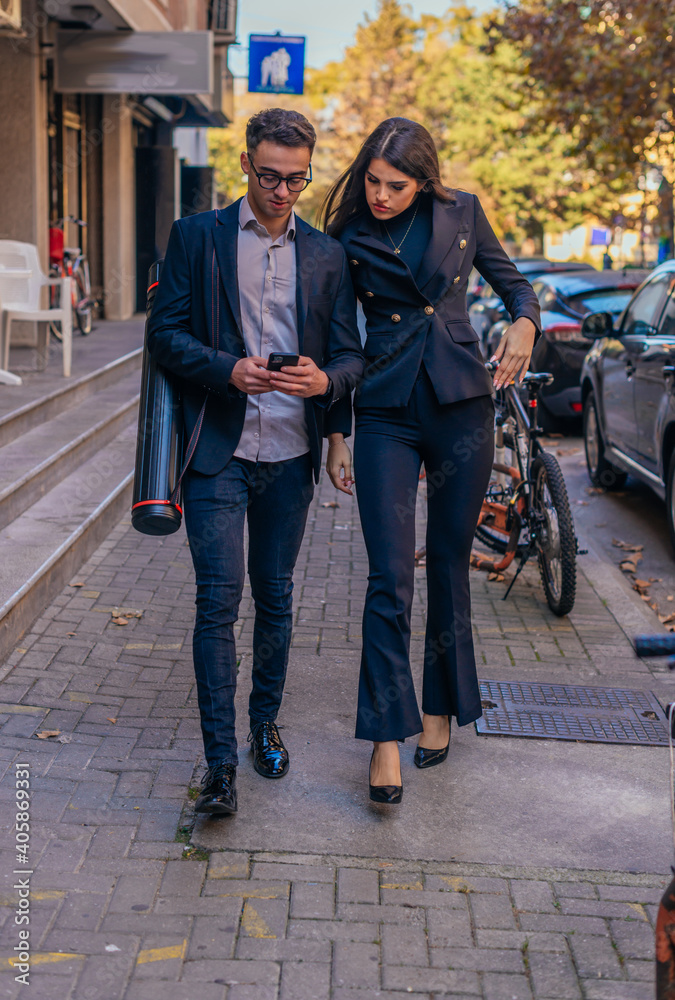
48 216 97 337
471 362 578 616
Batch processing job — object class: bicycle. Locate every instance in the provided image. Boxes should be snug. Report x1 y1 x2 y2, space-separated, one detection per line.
48 216 97 337
471 363 578 616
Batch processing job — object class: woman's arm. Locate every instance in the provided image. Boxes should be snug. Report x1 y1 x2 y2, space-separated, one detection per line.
472 196 540 388
326 433 354 496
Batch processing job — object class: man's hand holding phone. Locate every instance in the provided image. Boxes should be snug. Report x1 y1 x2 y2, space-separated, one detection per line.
268 354 330 398
229 357 274 395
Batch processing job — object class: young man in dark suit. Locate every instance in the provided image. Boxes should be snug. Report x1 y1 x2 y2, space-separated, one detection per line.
147 109 363 815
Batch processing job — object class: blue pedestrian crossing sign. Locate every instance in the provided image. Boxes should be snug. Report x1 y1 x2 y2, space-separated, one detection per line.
248 34 305 95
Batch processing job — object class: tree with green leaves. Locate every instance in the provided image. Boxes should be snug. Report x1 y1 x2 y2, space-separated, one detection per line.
489 0 675 246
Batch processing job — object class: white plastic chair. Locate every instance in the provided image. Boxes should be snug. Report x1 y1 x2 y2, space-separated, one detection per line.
0 289 21 385
0 241 72 379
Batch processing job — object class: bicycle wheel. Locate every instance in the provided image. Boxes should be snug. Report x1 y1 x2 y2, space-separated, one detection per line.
49 276 63 341
531 451 576 616
73 265 93 335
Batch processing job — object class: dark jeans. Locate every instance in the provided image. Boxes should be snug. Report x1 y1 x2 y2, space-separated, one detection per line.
183 452 314 766
354 371 494 742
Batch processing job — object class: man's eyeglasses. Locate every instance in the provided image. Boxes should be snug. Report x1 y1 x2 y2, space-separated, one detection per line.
247 154 312 193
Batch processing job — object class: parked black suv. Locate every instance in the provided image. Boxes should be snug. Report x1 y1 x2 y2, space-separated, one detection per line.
580 260 675 545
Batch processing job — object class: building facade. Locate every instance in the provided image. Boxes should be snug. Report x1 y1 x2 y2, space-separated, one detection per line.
0 0 236 325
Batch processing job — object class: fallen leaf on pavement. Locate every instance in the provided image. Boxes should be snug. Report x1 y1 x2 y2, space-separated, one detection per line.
668 596 674 602
641 594 652 601
36 730 60 739
67 632 77 637
321 501 340 508
488 572 505 582
70 582 84 588
659 612 675 624
620 553 642 572
111 617 128 626
612 539 644 552
557 448 580 456
106 718 117 724
586 486 604 495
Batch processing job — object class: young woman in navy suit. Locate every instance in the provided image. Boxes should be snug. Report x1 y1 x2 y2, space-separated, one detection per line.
322 118 541 803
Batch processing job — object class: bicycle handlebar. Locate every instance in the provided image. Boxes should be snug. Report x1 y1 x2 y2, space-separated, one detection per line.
484 361 554 387
51 216 87 228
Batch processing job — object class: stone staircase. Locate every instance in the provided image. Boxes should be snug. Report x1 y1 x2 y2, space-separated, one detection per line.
0 346 143 666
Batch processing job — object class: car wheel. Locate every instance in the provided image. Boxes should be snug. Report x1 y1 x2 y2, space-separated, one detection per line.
583 390 627 490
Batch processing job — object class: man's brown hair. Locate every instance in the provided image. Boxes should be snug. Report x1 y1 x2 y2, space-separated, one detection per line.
246 108 316 156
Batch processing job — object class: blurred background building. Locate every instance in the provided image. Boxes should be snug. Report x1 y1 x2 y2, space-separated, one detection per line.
0 0 237 325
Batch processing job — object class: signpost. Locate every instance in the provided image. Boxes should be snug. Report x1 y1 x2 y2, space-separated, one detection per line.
248 33 305 95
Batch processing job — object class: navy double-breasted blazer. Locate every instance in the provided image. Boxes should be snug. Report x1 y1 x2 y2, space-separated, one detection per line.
147 200 364 481
338 190 541 407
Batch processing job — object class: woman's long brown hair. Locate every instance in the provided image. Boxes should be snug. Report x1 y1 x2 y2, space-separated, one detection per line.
320 117 454 237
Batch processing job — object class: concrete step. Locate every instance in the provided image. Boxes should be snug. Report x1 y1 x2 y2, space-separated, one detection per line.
0 423 136 662
0 371 140 532
0 347 142 449
0 345 146 665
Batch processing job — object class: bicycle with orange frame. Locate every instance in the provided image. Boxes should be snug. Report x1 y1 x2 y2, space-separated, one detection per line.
471 362 578 616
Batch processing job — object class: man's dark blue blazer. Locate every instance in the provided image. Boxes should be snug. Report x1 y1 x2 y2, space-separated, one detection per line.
147 200 364 482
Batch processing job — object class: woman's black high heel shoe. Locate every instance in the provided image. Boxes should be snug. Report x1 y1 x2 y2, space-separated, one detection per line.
414 743 449 769
369 749 403 804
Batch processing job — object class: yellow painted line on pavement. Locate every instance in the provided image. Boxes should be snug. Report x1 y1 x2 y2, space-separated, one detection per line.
2 952 84 969
241 901 275 939
0 891 64 906
0 703 45 714
137 940 187 965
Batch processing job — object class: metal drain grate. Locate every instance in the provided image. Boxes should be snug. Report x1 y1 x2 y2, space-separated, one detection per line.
475 680 668 746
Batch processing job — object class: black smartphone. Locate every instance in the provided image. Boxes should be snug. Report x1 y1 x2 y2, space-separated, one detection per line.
267 353 299 372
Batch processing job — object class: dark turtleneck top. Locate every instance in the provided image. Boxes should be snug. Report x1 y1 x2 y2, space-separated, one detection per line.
377 192 433 281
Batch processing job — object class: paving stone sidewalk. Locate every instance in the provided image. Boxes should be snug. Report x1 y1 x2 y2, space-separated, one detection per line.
0 467 670 999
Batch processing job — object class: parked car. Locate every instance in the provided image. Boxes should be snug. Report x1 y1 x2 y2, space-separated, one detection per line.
580 259 675 546
487 269 649 427
466 256 550 307
469 260 595 344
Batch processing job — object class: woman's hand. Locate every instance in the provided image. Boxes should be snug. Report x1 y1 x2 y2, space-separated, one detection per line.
326 435 354 495
490 317 536 389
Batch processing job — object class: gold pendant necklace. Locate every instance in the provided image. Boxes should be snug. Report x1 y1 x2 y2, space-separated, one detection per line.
383 198 420 255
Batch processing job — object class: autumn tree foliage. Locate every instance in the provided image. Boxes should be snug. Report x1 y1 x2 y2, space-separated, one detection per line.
490 0 675 188
210 0 644 243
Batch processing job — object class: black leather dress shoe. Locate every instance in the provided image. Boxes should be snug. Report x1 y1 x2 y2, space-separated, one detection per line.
369 750 402 804
249 721 289 778
414 743 449 769
194 761 237 815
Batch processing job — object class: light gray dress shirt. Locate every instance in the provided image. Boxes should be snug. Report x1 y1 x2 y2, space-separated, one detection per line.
234 196 310 463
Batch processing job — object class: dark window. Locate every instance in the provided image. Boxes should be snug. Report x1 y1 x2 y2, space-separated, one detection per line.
659 289 675 338
568 288 638 316
621 273 672 336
